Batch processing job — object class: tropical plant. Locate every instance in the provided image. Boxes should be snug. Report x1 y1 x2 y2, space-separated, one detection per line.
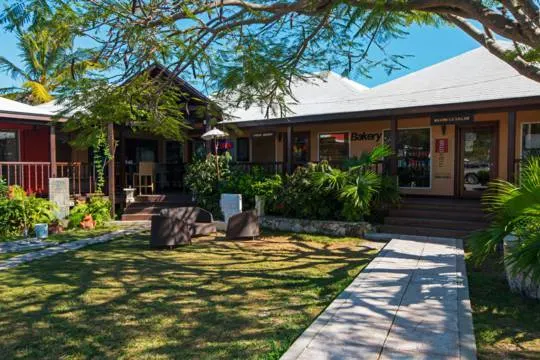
0 185 57 237
68 196 112 228
0 7 97 104
184 153 232 218
469 157 540 283
313 144 394 221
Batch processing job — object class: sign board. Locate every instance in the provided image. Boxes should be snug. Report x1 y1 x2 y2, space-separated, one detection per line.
220 193 242 223
431 112 474 125
435 138 449 153
49 178 70 219
351 132 382 142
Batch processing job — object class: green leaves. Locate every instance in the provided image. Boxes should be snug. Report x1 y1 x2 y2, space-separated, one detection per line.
469 157 540 283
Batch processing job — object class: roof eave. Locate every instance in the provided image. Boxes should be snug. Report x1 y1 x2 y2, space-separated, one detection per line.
223 95 540 128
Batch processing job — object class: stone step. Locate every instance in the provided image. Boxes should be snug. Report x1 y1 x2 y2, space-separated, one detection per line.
388 208 488 222
384 216 485 231
378 225 472 239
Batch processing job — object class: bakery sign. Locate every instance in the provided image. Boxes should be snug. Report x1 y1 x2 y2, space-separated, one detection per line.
351 132 382 142
431 112 474 125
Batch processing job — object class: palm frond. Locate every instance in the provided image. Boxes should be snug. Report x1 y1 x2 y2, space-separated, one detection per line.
22 81 52 104
0 56 28 80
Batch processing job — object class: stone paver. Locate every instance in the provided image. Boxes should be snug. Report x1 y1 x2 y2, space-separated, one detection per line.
0 238 58 253
281 236 476 360
0 228 145 271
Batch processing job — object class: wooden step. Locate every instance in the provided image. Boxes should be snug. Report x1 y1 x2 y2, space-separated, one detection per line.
378 225 473 239
384 217 486 231
121 213 156 221
134 194 194 203
400 200 484 212
388 208 488 222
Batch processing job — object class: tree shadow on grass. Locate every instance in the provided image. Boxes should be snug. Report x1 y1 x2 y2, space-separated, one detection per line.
0 232 377 360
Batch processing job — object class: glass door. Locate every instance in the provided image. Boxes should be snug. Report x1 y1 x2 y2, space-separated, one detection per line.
458 124 498 198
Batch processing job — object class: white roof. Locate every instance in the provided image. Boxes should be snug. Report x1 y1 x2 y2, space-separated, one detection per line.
221 71 369 122
223 46 540 123
0 96 54 118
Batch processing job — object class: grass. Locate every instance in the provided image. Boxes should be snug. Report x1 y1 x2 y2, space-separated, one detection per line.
0 224 121 244
467 251 540 359
0 231 380 359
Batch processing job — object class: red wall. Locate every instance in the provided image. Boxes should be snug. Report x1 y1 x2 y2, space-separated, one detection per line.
0 122 50 161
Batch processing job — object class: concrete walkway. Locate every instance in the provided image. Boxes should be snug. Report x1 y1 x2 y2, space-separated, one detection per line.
0 228 144 271
281 237 476 360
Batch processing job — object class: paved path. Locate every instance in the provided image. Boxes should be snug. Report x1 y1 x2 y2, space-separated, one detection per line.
0 228 144 271
281 237 476 360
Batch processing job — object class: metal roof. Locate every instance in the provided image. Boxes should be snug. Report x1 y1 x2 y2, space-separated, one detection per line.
222 45 540 125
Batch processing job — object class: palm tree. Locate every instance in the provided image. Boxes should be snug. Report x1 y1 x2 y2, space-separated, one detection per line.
0 8 96 104
469 157 540 282
313 144 397 221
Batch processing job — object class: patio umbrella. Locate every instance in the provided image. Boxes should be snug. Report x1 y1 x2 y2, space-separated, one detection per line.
201 127 229 179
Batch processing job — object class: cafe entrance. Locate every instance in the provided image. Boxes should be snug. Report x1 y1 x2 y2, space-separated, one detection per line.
456 122 498 198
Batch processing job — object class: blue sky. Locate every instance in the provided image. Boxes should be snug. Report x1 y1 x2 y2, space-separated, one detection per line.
0 23 478 91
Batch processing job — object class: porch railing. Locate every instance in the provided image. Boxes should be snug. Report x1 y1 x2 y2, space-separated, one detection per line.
0 162 95 196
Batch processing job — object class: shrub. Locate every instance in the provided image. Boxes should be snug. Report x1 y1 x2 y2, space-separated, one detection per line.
184 153 232 218
0 186 57 238
469 157 540 282
69 196 111 228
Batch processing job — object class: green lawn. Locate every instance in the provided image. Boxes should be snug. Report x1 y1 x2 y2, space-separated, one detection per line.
467 252 540 359
0 231 379 359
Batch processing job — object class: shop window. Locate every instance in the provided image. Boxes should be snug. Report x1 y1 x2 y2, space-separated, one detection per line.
0 130 19 161
318 132 349 162
292 133 309 163
236 138 249 162
384 128 431 188
522 123 540 159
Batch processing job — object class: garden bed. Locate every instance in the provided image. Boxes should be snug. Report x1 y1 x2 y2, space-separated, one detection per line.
260 216 373 237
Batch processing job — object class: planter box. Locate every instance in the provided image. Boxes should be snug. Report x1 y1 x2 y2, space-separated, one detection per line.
260 216 372 237
504 234 540 300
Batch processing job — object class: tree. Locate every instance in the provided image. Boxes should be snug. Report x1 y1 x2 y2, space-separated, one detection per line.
4 1 540 112
0 3 96 104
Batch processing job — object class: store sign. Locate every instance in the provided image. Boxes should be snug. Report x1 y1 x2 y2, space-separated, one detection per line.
351 132 382 142
431 112 474 125
435 138 449 153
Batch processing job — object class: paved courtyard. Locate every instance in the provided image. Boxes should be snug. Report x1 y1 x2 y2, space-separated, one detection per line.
281 236 476 360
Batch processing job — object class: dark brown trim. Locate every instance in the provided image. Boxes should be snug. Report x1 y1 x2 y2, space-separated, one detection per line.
226 96 540 128
507 111 517 182
50 125 57 177
390 117 398 176
286 125 292 174
107 123 116 217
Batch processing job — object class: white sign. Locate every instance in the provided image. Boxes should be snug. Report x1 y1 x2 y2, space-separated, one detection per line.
49 178 70 219
220 193 242 223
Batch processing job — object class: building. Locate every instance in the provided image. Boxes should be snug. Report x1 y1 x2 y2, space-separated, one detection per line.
2 45 539 206
222 46 540 199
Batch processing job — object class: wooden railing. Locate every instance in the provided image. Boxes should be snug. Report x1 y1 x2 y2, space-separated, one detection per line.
0 162 95 196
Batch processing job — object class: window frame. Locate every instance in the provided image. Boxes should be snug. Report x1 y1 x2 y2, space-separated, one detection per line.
0 129 20 162
520 121 540 160
382 126 432 190
236 137 250 162
317 131 351 162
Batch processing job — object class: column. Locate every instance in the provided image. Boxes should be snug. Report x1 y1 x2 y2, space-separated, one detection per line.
507 111 517 183
50 125 57 178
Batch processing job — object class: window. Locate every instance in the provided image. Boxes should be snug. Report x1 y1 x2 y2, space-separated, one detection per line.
522 123 540 159
0 130 18 161
165 141 184 164
236 138 250 162
318 132 349 162
292 132 309 163
384 128 431 188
